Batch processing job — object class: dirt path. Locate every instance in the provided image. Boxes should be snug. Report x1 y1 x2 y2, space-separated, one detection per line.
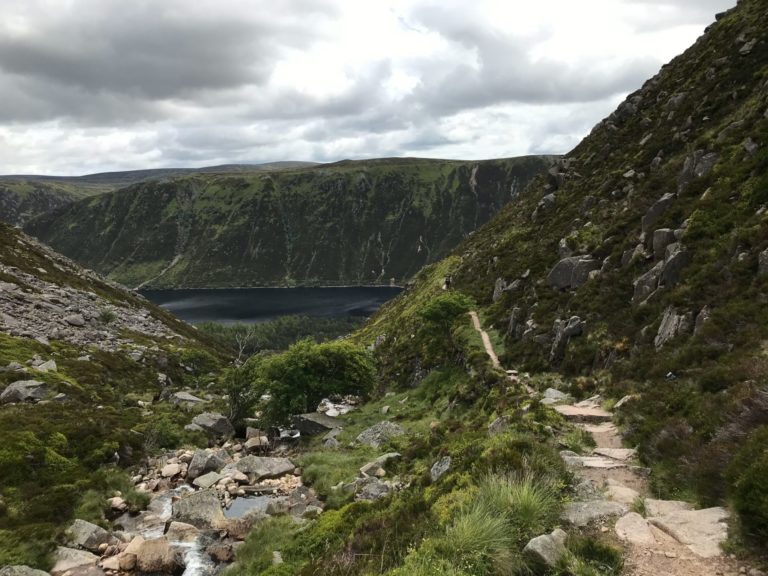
555 400 745 576
468 311 500 368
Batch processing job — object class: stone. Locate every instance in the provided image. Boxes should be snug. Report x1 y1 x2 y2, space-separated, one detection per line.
243 436 270 452
549 316 585 363
613 395 634 409
170 391 206 405
37 359 57 373
51 547 99 576
593 447 636 461
165 521 199 542
65 519 116 553
303 505 323 519
488 416 510 436
193 471 224 489
615 512 656 545
547 256 600 290
659 243 691 287
759 248 768 276
523 528 567 568
652 229 676 260
649 507 729 558
644 498 694 518
560 451 625 469
641 193 675 235
360 462 386 477
291 412 340 436
0 380 48 404
694 152 719 178
64 314 86 327
633 261 663 302
187 449 226 481
604 481 640 506
161 463 181 478
0 567 51 576
542 388 571 404
190 412 235 438
134 537 184 574
235 456 296 481
206 543 236 563
562 501 627 527
654 307 693 349
355 421 406 448
430 456 452 481
694 306 712 336
553 404 612 422
355 477 392 501
171 489 226 529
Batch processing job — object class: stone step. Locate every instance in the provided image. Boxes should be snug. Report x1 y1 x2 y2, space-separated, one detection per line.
615 512 656 545
554 404 613 422
561 450 626 469
604 479 640 505
562 500 627 527
649 507 729 558
593 447 637 461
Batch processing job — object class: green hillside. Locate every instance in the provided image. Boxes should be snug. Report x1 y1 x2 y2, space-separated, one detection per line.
25 156 551 288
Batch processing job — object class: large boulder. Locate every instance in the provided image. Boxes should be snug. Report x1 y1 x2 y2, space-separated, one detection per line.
659 243 691 287
0 567 50 576
65 519 116 553
0 380 48 404
641 193 675 235
190 413 235 438
654 307 693 349
547 256 600 290
524 528 568 568
234 456 295 482
171 489 226 529
186 449 227 481
652 228 677 260
356 421 406 448
134 537 185 575
291 412 340 436
632 261 663 302
50 547 99 576
549 316 585 363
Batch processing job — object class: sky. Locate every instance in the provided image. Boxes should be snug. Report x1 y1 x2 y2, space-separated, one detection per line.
0 0 737 175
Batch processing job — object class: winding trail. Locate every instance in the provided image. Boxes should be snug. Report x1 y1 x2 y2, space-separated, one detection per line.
468 311 750 576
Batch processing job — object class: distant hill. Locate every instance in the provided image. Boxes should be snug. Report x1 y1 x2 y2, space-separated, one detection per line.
0 161 318 226
25 156 552 288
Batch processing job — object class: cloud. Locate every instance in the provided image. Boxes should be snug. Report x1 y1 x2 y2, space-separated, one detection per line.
0 0 737 174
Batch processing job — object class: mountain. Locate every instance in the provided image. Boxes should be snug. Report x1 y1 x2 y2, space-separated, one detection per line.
25 156 552 288
363 0 768 546
0 162 317 226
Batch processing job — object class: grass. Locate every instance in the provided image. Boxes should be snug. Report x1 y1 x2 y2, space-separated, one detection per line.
299 449 377 505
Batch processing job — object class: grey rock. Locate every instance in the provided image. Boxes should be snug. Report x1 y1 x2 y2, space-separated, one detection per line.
291 412 340 436
134 537 185 574
654 307 693 349
759 248 768 276
694 306 711 336
694 152 719 178
0 567 50 576
562 501 627 527
615 512 656 545
430 456 452 482
190 412 235 438
649 507 729 558
739 38 757 55
492 277 506 302
641 193 675 235
660 243 691 287
170 391 206 405
171 489 225 529
355 477 392 501
743 137 758 155
547 256 600 290
523 528 568 568
192 471 224 489
550 316 585 363
0 380 48 404
488 416 510 436
356 421 406 448
542 388 571 404
64 314 86 327
652 229 676 260
37 359 57 373
65 519 116 553
235 456 296 481
50 547 98 576
324 437 340 448
633 261 663 302
186 449 226 481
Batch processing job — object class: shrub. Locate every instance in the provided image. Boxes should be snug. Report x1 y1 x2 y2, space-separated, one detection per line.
728 425 768 541
556 535 623 576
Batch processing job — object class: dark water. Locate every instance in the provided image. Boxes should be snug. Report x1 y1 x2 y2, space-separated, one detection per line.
141 287 402 324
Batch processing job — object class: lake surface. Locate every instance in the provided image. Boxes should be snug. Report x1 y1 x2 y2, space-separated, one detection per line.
141 287 402 324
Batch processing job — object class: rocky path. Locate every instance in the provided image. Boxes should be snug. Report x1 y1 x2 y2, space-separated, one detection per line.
467 312 753 576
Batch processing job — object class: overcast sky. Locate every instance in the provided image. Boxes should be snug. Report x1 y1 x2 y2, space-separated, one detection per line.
0 0 736 175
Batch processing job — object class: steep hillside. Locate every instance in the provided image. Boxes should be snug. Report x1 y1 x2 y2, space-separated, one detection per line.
0 162 316 226
0 221 230 564
25 156 551 288
365 0 768 545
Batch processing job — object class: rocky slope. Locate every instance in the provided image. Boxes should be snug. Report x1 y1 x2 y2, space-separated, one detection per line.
365 0 768 548
25 156 551 288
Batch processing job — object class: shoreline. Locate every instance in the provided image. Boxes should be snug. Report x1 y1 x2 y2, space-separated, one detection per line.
138 284 405 291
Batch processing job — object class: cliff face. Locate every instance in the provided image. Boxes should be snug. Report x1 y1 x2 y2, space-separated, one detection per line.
0 183 85 227
25 156 552 288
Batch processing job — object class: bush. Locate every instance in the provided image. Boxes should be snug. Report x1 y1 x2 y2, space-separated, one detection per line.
248 339 376 427
728 425 768 540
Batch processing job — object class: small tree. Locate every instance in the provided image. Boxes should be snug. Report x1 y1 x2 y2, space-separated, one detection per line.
418 292 474 364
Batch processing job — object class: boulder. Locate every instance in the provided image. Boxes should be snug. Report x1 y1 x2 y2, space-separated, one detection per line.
134 537 185 574
659 243 691 287
649 507 729 558
652 229 676 259
64 314 86 327
161 463 181 478
430 456 452 482
759 247 768 276
488 416 510 436
170 391 206 405
641 193 675 235
355 421 406 448
632 261 663 302
644 498 694 518
235 456 296 481
523 528 567 568
51 547 99 576
190 412 235 438
186 449 226 481
37 360 57 373
291 412 340 436
355 477 392 501
244 436 270 452
0 380 48 404
193 471 223 489
562 501 627 527
0 567 50 576
547 256 600 290
604 480 640 506
549 316 585 363
65 519 116 553
542 388 572 405
654 307 693 349
165 521 199 543
171 489 226 529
